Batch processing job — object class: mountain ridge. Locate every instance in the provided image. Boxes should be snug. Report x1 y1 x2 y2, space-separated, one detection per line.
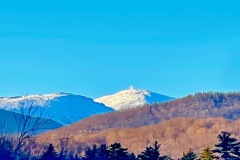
0 92 114 125
41 92 240 136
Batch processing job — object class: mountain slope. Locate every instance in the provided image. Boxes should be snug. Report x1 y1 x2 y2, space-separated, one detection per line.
36 92 240 158
44 92 240 135
0 108 62 134
94 86 174 110
37 117 240 159
0 92 114 125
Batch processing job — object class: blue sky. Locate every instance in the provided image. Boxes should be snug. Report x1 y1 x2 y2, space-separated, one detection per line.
0 0 240 98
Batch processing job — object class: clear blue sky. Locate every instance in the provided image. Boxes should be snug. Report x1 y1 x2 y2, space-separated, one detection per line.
0 0 240 98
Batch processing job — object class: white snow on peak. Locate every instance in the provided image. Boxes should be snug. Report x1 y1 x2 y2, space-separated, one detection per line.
94 87 174 110
0 92 68 109
0 92 114 125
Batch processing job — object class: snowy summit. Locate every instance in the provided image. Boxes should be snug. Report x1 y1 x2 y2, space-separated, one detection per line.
0 92 114 125
94 86 174 110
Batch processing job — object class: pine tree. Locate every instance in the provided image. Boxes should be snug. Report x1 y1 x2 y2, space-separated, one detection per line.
83 144 98 160
83 144 110 160
108 143 133 160
181 148 197 160
138 141 171 160
97 144 109 160
213 131 240 160
0 137 15 160
161 155 173 160
138 141 160 160
200 146 216 160
41 144 58 160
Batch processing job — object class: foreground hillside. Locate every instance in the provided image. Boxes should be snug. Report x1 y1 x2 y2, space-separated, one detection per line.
43 92 240 135
37 117 240 159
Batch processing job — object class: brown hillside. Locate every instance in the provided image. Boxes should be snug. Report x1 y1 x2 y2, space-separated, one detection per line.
37 117 240 159
42 92 240 136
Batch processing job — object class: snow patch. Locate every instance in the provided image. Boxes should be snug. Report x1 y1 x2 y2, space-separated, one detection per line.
94 87 174 110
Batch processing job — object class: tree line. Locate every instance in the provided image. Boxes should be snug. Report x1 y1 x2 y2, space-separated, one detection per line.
1 131 240 160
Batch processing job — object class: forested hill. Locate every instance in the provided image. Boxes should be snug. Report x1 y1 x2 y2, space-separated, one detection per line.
43 92 240 135
37 117 240 159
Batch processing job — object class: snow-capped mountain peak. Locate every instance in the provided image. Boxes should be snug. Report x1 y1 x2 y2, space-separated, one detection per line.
0 92 114 125
94 86 174 110
0 92 68 109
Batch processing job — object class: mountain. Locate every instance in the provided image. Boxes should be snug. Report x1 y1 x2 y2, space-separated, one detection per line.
36 92 240 158
0 108 62 134
94 86 175 110
42 92 240 135
0 92 114 125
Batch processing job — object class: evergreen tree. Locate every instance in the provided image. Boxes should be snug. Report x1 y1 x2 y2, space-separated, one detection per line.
161 155 173 160
213 131 240 160
128 153 137 160
138 141 170 160
181 148 197 160
83 144 110 160
58 150 67 160
41 144 58 160
83 144 98 160
0 137 15 160
200 146 216 160
97 144 109 160
69 154 81 160
108 143 133 160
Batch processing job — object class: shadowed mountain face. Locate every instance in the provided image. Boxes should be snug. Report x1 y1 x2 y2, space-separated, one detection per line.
43 92 240 135
95 86 175 110
0 92 114 125
0 108 62 134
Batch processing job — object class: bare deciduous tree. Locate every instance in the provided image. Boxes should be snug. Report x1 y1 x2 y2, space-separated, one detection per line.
14 101 49 157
